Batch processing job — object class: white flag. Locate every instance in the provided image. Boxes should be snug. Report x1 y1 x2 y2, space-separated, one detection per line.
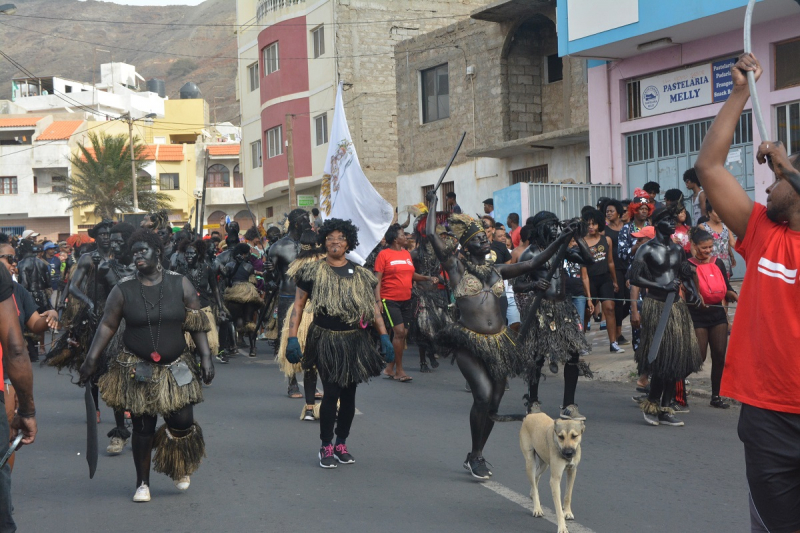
319 82 393 264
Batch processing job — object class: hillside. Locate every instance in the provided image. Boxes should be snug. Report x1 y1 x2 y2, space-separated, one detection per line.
0 0 239 123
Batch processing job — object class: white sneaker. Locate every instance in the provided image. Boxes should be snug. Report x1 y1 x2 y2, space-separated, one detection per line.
610 342 625 353
174 476 190 491
133 483 151 502
106 436 128 455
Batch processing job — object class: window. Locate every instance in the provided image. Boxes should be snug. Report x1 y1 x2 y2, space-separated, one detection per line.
546 54 563 83
251 140 262 168
233 164 242 188
511 165 549 184
33 176 38 194
207 164 230 188
0 177 17 195
314 113 328 146
266 206 274 218
65 85 72 93
777 102 800 155
264 42 279 75
52 175 66 193
159 173 180 190
776 38 800 90
267 125 282 158
421 184 435 202
248 62 260 91
154 136 166 145
440 181 454 200
626 80 641 120
313 25 325 58
421 64 449 124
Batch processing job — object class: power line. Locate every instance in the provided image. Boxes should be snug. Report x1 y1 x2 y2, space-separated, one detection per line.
0 118 125 159
6 12 454 28
0 19 462 62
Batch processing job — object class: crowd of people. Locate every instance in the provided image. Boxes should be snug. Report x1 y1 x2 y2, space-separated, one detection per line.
0 55 796 533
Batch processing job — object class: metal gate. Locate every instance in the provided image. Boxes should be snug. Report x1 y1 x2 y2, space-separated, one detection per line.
526 183 623 221
625 112 753 279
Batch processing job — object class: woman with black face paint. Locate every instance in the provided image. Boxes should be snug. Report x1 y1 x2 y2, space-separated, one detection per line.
80 230 214 502
285 219 395 468
425 193 575 480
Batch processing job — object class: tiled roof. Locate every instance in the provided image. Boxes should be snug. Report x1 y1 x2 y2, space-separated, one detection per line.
37 120 84 141
0 117 42 128
140 145 158 160
155 145 184 162
207 144 240 156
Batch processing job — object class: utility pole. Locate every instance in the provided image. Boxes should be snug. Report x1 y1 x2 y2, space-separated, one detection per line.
127 113 139 212
286 113 296 210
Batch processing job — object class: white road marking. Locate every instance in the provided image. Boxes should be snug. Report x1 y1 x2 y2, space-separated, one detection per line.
482 480 597 533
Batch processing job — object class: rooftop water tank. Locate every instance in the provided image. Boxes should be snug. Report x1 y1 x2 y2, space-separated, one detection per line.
146 78 166 98
179 82 201 99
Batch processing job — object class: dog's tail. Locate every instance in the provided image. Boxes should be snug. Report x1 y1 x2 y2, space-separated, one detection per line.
490 413 527 422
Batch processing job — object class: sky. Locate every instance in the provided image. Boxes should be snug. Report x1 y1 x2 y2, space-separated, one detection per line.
78 0 206 5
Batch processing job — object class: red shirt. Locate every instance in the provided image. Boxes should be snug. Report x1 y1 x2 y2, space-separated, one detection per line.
510 226 521 248
375 248 416 301
721 203 800 414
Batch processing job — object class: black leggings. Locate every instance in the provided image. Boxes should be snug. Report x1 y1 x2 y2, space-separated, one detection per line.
303 368 318 405
527 352 580 408
456 349 506 458
319 380 357 445
130 404 194 487
695 323 728 397
648 376 675 407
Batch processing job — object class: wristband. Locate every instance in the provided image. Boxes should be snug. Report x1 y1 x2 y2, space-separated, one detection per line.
16 410 35 419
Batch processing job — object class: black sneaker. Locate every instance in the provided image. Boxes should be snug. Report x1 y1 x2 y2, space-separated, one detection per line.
710 396 731 409
334 443 355 464
303 407 315 421
670 401 690 414
463 453 492 480
642 411 659 426
658 412 685 427
319 444 337 468
215 352 229 364
617 335 630 345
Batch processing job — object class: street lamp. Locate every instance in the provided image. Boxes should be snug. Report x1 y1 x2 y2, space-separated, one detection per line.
0 4 17 15
124 112 157 212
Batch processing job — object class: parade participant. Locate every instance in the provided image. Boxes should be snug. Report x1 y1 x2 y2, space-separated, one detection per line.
664 191 692 254
687 228 737 409
629 207 702 427
426 194 574 480
16 239 51 315
80 229 214 502
581 209 621 353
516 212 594 421
176 238 227 363
0 260 38 533
409 212 453 373
375 224 437 382
43 242 61 310
702 201 737 277
683 168 707 222
268 209 312 397
223 243 265 358
56 234 92 315
285 219 395 468
276 230 325 421
66 221 114 316
224 220 240 249
694 53 800 532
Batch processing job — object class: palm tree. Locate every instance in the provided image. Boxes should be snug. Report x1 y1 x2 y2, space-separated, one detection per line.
64 132 172 220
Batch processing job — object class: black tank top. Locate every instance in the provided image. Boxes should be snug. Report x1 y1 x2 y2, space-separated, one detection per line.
118 271 187 361
586 238 610 280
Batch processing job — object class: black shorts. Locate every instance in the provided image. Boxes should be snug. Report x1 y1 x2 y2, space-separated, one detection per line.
588 276 615 303
382 299 413 328
738 403 800 532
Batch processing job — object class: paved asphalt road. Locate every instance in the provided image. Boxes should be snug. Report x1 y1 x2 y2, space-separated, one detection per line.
9 344 748 533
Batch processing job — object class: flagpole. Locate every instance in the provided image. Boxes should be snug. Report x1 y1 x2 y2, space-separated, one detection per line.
286 113 297 210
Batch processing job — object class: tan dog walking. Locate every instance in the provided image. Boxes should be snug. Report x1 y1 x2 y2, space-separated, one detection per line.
519 412 584 533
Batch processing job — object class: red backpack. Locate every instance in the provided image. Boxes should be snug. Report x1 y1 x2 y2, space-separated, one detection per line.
688 257 727 305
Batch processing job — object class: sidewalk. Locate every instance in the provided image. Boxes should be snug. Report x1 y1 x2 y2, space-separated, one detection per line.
579 281 741 401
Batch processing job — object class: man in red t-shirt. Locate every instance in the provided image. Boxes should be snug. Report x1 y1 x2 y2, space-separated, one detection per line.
507 213 521 248
695 53 800 533
374 224 437 383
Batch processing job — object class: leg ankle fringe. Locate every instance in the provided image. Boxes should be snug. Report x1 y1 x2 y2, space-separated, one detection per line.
153 422 206 480
640 399 660 415
277 303 312 378
107 426 132 440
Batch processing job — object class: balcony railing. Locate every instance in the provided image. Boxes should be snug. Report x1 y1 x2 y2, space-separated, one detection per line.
257 0 304 20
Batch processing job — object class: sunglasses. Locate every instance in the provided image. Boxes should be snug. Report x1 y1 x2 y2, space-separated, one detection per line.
0 254 17 263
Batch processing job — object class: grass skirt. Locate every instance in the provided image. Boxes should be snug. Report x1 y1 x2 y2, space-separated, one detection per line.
408 287 453 353
435 324 523 382
45 312 125 383
635 297 702 381
303 324 383 387
276 302 313 378
98 348 203 417
185 306 219 356
224 282 264 306
520 298 590 368
153 422 206 480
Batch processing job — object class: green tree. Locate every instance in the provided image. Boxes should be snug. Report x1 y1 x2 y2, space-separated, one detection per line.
64 132 172 220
